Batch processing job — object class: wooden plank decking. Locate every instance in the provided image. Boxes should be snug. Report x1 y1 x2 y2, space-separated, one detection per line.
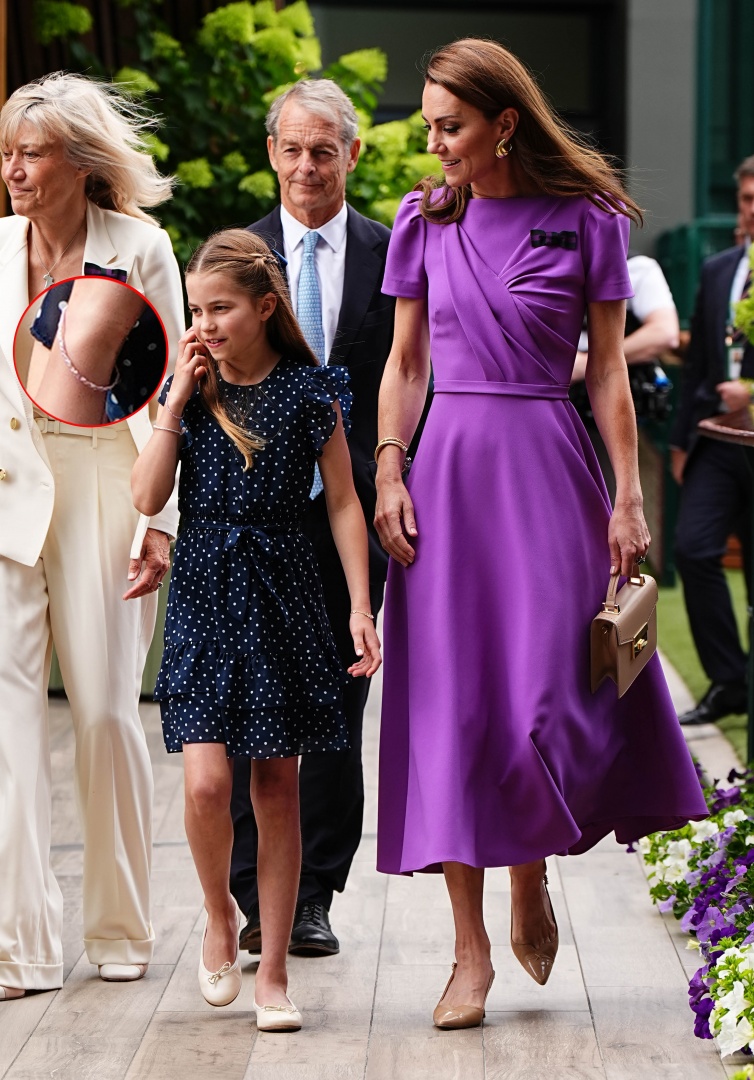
0 660 744 1079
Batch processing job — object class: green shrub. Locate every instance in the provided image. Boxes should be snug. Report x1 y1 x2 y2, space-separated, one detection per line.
33 0 438 262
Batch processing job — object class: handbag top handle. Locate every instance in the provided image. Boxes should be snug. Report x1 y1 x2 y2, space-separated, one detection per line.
603 565 646 614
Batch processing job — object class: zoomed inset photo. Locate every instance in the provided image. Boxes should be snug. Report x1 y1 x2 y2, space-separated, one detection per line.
14 275 169 427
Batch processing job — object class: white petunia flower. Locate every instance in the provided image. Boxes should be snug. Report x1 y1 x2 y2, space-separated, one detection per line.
690 820 720 841
717 981 750 1018
723 809 748 827
717 1014 754 1057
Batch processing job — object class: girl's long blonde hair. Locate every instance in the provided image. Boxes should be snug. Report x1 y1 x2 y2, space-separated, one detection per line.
186 229 318 471
417 38 643 226
0 71 173 224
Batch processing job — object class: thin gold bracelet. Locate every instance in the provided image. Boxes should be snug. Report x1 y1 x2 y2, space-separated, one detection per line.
350 609 374 620
374 437 408 462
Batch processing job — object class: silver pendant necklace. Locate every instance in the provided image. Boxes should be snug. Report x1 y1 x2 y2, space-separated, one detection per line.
31 220 85 288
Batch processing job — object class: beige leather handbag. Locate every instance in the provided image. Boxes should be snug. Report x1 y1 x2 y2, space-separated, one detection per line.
590 568 658 697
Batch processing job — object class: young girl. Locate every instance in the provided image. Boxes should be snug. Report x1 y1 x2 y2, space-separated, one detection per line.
131 229 380 1032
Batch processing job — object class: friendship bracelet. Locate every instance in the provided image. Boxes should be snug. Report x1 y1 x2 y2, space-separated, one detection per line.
153 424 182 435
57 305 119 392
163 398 184 423
374 437 408 462
350 609 375 620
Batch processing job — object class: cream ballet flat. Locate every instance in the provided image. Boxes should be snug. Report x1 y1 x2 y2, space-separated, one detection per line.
198 914 242 1007
99 964 148 982
0 986 25 1000
253 997 302 1032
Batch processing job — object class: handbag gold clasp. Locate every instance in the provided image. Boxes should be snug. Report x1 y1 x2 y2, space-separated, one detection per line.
632 624 649 658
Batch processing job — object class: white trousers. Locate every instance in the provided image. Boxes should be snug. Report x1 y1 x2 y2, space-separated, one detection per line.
0 429 157 989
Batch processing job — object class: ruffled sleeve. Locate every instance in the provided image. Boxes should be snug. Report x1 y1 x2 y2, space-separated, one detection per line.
382 191 428 300
582 200 634 303
303 364 352 457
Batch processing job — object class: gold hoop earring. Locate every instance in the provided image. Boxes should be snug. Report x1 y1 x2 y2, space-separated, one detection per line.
495 137 511 159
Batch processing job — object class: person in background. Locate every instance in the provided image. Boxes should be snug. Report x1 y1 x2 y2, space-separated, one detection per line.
0 72 183 999
571 255 680 502
230 79 395 958
672 156 754 726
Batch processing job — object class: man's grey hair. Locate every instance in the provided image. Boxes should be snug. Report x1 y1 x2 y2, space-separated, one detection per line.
265 79 359 148
734 155 754 184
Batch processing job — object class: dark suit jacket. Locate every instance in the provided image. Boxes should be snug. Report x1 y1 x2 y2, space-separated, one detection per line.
671 245 754 455
248 204 393 583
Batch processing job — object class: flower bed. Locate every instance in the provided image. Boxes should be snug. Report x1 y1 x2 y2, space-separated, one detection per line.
641 762 754 1058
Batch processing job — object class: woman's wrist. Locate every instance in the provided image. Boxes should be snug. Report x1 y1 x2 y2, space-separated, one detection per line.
613 489 643 512
376 444 406 483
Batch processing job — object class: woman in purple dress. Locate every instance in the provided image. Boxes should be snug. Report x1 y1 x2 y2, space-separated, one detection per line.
374 38 707 1029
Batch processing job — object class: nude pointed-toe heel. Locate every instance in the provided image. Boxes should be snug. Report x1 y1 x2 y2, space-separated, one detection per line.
510 872 559 986
0 986 25 1001
432 963 495 1030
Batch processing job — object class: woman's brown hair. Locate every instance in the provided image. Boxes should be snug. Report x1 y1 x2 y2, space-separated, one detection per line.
417 38 643 226
186 229 317 471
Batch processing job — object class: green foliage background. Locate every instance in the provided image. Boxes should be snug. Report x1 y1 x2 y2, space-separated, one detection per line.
33 0 438 261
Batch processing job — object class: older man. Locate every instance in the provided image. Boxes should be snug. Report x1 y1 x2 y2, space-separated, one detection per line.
230 80 394 955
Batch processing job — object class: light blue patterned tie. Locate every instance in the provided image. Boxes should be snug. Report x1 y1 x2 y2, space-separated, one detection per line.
298 230 327 499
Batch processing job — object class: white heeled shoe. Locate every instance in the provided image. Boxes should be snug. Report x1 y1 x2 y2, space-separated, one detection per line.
253 997 302 1032
0 986 25 1001
99 964 148 982
198 914 242 1007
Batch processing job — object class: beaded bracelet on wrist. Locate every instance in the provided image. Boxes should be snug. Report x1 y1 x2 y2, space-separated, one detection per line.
57 305 119 393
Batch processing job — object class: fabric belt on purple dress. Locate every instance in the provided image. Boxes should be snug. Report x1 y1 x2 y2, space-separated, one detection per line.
184 519 300 623
433 380 569 400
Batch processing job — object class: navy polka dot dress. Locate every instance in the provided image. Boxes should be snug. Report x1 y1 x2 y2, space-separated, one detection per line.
154 359 352 759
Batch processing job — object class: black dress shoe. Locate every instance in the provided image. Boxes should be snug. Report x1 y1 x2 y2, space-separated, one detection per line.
239 903 261 952
288 901 339 957
679 682 748 726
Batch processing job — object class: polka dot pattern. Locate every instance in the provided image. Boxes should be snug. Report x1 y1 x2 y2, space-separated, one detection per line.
154 359 353 759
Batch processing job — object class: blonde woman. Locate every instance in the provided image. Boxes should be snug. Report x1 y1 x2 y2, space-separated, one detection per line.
0 72 184 998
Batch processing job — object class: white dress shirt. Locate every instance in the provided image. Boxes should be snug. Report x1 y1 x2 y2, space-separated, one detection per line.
280 203 348 362
578 255 676 352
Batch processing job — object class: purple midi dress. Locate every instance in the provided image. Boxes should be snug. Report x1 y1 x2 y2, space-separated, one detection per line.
376 191 707 876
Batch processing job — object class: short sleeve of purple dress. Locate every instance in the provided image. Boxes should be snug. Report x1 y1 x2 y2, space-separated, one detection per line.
376 191 707 876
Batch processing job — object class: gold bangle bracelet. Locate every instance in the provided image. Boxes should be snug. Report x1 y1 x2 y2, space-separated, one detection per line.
350 609 374 620
374 437 408 462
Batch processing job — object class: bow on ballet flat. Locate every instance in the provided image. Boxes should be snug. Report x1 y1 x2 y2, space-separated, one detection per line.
530 230 577 250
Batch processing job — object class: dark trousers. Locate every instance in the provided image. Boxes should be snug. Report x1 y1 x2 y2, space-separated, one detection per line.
230 533 384 915
675 439 752 686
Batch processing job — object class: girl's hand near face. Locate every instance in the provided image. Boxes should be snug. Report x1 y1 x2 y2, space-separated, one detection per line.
169 329 209 411
347 614 382 678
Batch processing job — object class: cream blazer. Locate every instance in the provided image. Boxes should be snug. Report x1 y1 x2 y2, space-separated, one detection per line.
0 200 185 567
